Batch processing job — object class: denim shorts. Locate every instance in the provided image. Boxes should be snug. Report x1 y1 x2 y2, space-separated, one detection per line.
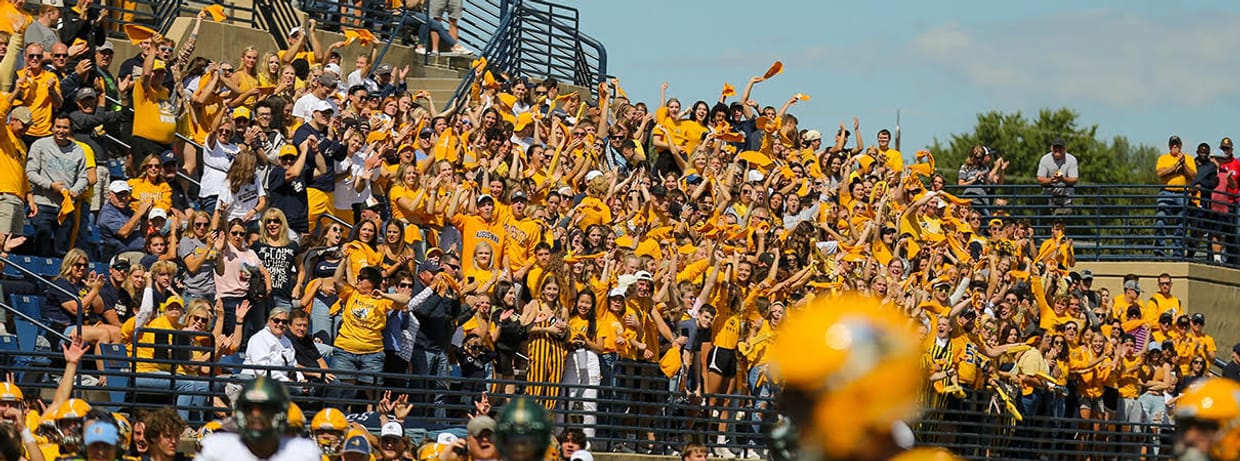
333 350 384 384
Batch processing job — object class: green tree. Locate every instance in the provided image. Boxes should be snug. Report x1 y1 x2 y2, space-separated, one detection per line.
929 108 1158 185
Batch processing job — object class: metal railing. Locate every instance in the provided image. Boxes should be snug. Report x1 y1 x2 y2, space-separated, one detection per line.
444 0 609 111
915 390 1176 460
0 345 773 453
944 183 1240 268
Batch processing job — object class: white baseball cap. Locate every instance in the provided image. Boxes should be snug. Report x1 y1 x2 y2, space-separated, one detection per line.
570 451 595 461
380 422 403 439
584 170 603 182
148 208 167 220
108 180 131 194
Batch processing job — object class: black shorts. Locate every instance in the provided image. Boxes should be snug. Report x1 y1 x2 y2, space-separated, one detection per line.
1102 386 1120 413
707 347 737 376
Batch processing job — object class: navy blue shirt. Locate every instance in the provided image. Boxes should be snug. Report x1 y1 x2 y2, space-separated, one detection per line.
99 202 144 253
266 165 310 233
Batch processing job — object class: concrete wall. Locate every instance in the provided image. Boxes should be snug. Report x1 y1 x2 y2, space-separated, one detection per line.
1076 261 1240 351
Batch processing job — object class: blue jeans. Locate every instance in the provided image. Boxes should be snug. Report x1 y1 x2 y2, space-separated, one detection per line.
1155 190 1187 257
597 352 620 442
196 196 217 216
747 365 774 440
133 372 209 421
309 298 340 344
410 348 450 419
334 350 384 384
33 205 83 257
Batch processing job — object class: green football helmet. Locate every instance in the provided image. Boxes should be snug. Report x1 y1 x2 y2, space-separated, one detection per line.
233 377 291 442
495 397 552 461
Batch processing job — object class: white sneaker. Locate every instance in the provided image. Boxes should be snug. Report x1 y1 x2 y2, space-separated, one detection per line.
414 45 427 54
713 446 737 459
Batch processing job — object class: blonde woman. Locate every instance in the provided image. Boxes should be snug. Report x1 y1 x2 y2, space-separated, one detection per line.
258 51 282 86
253 208 303 310
49 248 120 345
213 149 266 228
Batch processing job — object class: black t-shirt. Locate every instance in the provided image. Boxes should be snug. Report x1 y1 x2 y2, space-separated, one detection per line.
252 241 300 298
266 166 310 233
47 279 111 326
98 281 135 321
289 332 323 368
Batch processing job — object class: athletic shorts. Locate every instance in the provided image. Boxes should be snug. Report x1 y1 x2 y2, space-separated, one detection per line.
707 346 737 376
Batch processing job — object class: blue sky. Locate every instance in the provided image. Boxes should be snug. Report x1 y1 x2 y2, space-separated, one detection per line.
572 0 1240 158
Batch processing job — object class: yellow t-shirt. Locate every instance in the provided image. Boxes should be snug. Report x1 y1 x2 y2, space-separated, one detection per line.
1156 152 1197 190
713 315 744 350
575 196 611 230
15 68 59 137
388 184 419 223
880 147 904 172
128 177 173 212
135 315 177 374
450 213 504 274
503 217 541 272
334 284 397 354
133 80 178 144
1116 355 1143 399
0 96 27 196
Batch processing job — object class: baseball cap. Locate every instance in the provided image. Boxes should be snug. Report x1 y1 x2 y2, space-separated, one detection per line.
607 287 627 298
1159 312 1174 324
9 106 32 125
375 63 393 75
570 450 595 461
476 194 495 205
1222 137 1234 149
233 106 251 120
1192 313 1206 324
311 99 334 114
635 270 653 282
160 150 178 164
426 247 444 260
1080 269 1094 280
342 435 371 454
75 87 97 100
802 130 822 142
584 170 603 182
148 208 167 220
97 41 114 52
317 73 339 88
1233 342 1240 356
109 255 131 271
107 180 132 194
1123 280 1142 294
510 190 528 202
323 63 341 76
279 144 299 158
1148 341 1163 352
1168 135 1182 147
287 26 303 37
467 415 496 437
380 422 404 439
1052 137 1066 147
84 422 119 446
556 186 574 197
417 259 441 273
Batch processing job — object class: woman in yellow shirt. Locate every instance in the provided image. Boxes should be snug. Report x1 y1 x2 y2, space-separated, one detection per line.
128 153 175 217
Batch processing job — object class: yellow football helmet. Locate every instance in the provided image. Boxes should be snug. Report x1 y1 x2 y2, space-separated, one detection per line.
1174 378 1240 461
195 420 225 451
0 382 22 403
40 398 92 447
888 447 966 461
767 294 923 461
311 408 348 455
112 413 133 448
287 402 306 435
417 442 448 461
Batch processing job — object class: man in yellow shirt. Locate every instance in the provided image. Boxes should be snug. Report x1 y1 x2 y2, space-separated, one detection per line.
331 263 410 402
1145 273 1181 318
14 42 61 145
1154 136 1197 258
504 190 541 282
0 98 31 235
875 128 902 172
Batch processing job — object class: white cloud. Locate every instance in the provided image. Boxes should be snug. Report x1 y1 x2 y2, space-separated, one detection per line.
908 9 1240 108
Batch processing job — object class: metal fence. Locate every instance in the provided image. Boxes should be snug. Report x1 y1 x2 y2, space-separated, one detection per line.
945 183 1240 268
915 390 1176 460
0 335 775 454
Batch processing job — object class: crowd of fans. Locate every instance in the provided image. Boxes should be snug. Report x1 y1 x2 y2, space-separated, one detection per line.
0 0 1236 459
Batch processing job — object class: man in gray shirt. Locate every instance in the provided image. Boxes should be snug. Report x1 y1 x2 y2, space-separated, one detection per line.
24 2 61 52
1036 137 1079 215
26 114 89 257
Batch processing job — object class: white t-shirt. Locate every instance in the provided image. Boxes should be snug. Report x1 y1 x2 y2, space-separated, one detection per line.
196 433 321 461
218 177 267 222
291 93 339 121
201 140 241 198
332 151 376 210
345 69 379 94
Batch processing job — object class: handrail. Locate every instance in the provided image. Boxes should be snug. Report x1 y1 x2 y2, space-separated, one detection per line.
316 213 354 231
0 255 83 341
0 300 71 343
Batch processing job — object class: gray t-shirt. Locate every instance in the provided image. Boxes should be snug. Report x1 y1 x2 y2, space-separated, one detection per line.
1037 152 1079 195
178 236 216 299
24 22 58 52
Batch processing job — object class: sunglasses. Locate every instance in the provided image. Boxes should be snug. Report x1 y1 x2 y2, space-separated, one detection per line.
26 53 40 59
52 53 67 58
266 219 280 224
159 47 174 53
398 282 415 288
271 317 288 325
144 164 160 169
189 315 210 324
230 230 246 236
72 262 87 268
194 222 210 228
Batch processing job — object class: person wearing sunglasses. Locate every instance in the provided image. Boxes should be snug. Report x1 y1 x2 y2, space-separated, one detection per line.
240 306 300 384
131 279 213 421
214 218 271 342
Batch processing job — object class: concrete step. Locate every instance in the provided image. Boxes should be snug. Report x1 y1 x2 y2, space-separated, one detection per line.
410 64 464 79
408 77 465 92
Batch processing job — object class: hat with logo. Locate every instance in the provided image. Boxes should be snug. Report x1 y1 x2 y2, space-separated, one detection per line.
148 208 167 220
108 180 132 194
75 87 97 100
380 422 404 439
342 435 371 454
84 422 119 446
467 415 496 437
9 106 32 125
1221 137 1234 149
160 150 178 164
375 63 393 75
1123 280 1142 294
